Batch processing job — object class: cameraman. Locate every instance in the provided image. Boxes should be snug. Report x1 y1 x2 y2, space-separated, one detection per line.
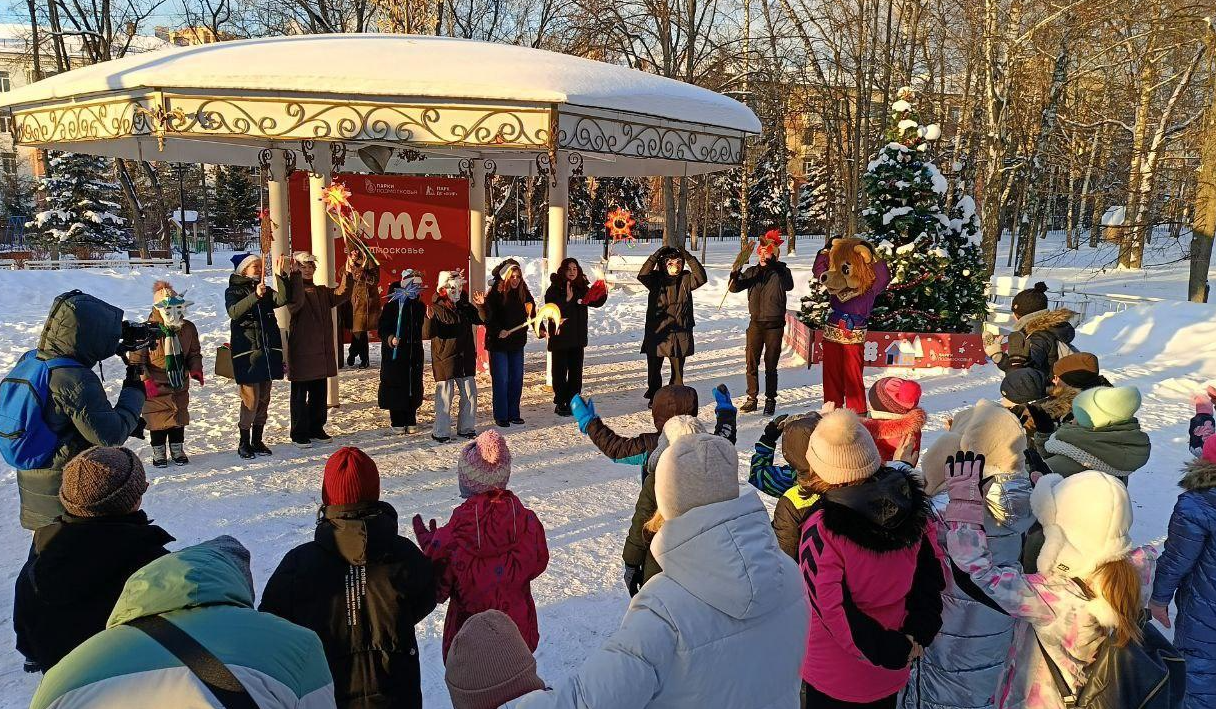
18 291 147 531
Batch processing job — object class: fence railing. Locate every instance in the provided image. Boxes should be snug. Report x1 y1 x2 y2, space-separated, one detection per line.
986 275 1165 331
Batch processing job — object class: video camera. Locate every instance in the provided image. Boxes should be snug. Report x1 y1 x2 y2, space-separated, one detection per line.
117 320 162 357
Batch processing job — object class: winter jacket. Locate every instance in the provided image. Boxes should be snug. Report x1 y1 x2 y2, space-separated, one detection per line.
863 408 927 464
1042 418 1151 479
423 293 482 381
901 476 1035 709
415 488 549 660
623 406 738 583
1151 458 1216 709
481 260 536 353
349 262 383 332
1026 384 1082 457
286 271 353 382
31 536 336 709
638 248 707 358
584 385 701 471
225 272 289 385
20 292 146 530
947 524 1157 709
729 260 794 327
800 467 946 703
774 486 818 560
377 286 426 413
748 439 798 498
14 511 173 671
992 308 1076 379
260 502 437 709
542 277 606 351
128 310 202 430
515 492 809 709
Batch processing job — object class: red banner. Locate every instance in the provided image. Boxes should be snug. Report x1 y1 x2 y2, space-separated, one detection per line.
784 314 987 370
288 172 470 302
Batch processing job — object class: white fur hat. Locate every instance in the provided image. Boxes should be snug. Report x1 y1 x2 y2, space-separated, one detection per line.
647 415 706 476
655 433 739 520
1031 471 1133 579
958 399 1026 477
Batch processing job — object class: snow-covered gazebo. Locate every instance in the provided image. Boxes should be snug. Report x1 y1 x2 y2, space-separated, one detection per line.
0 34 758 398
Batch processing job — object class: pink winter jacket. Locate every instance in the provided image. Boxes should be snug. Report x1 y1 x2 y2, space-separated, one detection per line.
798 470 946 703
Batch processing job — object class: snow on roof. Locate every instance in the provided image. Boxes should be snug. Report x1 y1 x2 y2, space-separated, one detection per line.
171 209 199 224
0 22 167 56
0 34 759 133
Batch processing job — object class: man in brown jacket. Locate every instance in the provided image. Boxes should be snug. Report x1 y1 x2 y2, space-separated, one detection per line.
285 251 353 447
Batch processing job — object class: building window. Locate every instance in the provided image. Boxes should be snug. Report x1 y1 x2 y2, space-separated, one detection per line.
1 152 17 175
0 72 9 93
0 115 11 133
802 158 816 175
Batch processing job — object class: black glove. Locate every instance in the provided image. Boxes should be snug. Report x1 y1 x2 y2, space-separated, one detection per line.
624 564 644 597
122 365 144 391
1024 446 1051 478
1023 404 1056 435
760 414 789 447
128 416 147 441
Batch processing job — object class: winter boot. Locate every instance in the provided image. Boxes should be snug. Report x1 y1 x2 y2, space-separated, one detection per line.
251 425 272 456
740 397 758 413
431 434 451 443
237 430 255 460
763 398 776 416
312 429 333 444
170 442 189 466
151 443 169 468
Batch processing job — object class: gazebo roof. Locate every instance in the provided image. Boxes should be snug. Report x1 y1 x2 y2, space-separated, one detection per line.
0 34 758 177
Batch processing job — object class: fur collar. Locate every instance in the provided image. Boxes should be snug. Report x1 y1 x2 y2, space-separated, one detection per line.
1014 308 1077 336
1041 385 1079 421
1181 458 1216 491
863 408 926 439
819 468 930 552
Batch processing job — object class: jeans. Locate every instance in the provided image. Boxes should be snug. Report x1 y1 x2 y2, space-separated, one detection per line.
489 349 524 422
745 323 784 400
550 348 585 407
289 378 328 442
434 375 478 437
645 355 684 397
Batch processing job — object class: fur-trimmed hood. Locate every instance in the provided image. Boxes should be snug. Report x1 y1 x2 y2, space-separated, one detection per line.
862 408 927 440
1014 307 1077 339
1181 458 1216 491
819 467 931 552
1041 384 1079 421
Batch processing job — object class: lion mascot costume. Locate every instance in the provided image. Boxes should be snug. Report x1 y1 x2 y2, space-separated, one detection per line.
812 238 890 413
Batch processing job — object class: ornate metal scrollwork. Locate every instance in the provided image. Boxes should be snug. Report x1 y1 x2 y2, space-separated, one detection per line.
567 152 584 178
330 141 348 172
284 150 297 175
300 139 317 175
397 148 427 162
482 159 497 178
457 157 473 180
535 153 554 187
132 103 187 151
257 148 273 178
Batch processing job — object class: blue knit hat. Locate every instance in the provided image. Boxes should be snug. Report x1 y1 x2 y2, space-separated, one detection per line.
231 253 259 274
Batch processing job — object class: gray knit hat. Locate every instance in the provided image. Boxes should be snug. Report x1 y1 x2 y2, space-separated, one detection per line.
446 610 545 709
59 446 148 517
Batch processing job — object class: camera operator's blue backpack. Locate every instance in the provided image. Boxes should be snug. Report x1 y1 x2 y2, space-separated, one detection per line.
0 350 82 470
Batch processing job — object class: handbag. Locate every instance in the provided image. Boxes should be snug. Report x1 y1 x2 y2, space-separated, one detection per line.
215 345 234 380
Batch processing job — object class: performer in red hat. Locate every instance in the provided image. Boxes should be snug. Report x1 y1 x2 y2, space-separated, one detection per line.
729 229 794 415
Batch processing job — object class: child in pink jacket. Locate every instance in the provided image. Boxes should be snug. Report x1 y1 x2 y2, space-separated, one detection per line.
413 431 549 661
797 409 946 707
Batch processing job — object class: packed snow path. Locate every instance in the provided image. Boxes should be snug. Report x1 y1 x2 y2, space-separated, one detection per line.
0 237 1209 705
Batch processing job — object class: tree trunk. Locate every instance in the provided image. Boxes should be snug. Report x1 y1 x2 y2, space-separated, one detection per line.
1190 70 1216 301
663 177 677 247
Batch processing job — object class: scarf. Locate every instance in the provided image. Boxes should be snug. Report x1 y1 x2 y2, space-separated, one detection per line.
158 323 186 389
388 283 421 360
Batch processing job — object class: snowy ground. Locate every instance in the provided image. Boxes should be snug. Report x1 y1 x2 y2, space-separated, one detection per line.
0 233 1211 705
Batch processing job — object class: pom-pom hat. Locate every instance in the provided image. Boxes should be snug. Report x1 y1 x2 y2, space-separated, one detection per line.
458 430 512 497
805 408 882 485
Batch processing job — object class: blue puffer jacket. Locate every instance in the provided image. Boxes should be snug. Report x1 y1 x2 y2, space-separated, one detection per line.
1151 458 1216 709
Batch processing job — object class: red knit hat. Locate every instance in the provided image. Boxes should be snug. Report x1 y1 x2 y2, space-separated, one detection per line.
322 447 380 505
867 377 922 415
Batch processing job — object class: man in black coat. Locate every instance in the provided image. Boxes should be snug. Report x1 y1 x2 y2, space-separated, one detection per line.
260 447 436 709
729 230 794 415
638 245 707 402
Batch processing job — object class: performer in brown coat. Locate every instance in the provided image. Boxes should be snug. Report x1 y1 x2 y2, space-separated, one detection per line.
345 249 381 369
284 252 353 447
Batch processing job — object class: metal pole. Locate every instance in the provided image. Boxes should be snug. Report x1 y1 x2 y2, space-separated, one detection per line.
200 163 212 265
178 163 191 275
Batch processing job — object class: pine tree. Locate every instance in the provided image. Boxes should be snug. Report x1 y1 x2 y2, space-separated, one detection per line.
796 161 831 235
800 88 987 334
569 176 594 232
716 167 742 224
210 165 259 240
28 151 127 252
748 130 790 230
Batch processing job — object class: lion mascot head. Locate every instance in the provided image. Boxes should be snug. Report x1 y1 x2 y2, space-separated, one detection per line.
819 238 878 303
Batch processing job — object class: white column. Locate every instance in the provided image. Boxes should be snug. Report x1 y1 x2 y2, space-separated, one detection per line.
469 160 487 291
307 147 340 407
545 156 570 389
267 150 292 331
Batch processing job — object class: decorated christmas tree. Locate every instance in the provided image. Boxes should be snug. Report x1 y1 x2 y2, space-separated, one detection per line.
28 152 127 253
800 88 987 333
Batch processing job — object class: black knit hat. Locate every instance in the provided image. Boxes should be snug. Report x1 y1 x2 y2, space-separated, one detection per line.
1011 282 1049 318
1000 368 1047 405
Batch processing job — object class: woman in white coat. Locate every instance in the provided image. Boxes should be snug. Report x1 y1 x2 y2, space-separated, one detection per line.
516 432 809 709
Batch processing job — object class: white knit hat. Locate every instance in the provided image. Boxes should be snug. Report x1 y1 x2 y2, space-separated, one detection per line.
654 433 739 520
1031 471 1133 578
957 399 1026 477
647 415 706 476
805 408 882 485
293 251 317 264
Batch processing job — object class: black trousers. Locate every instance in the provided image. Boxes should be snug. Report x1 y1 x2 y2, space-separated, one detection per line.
150 427 185 446
389 408 418 427
645 354 685 397
348 333 370 365
745 323 785 400
551 348 585 407
290 379 328 442
802 683 895 708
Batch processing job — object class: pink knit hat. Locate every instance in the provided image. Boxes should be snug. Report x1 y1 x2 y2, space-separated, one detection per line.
458 430 512 497
1202 435 1216 465
868 377 922 415
1197 392 1215 417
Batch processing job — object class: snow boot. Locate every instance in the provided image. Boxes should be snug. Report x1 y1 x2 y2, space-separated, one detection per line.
390 426 407 436
495 419 510 428
238 430 255 460
312 430 333 444
251 425 272 456
151 443 169 468
170 442 189 466
740 397 758 413
432 434 451 443
458 429 477 439
763 398 776 416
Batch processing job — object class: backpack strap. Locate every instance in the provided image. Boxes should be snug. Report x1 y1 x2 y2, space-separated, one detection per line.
128 615 259 709
1033 630 1076 706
